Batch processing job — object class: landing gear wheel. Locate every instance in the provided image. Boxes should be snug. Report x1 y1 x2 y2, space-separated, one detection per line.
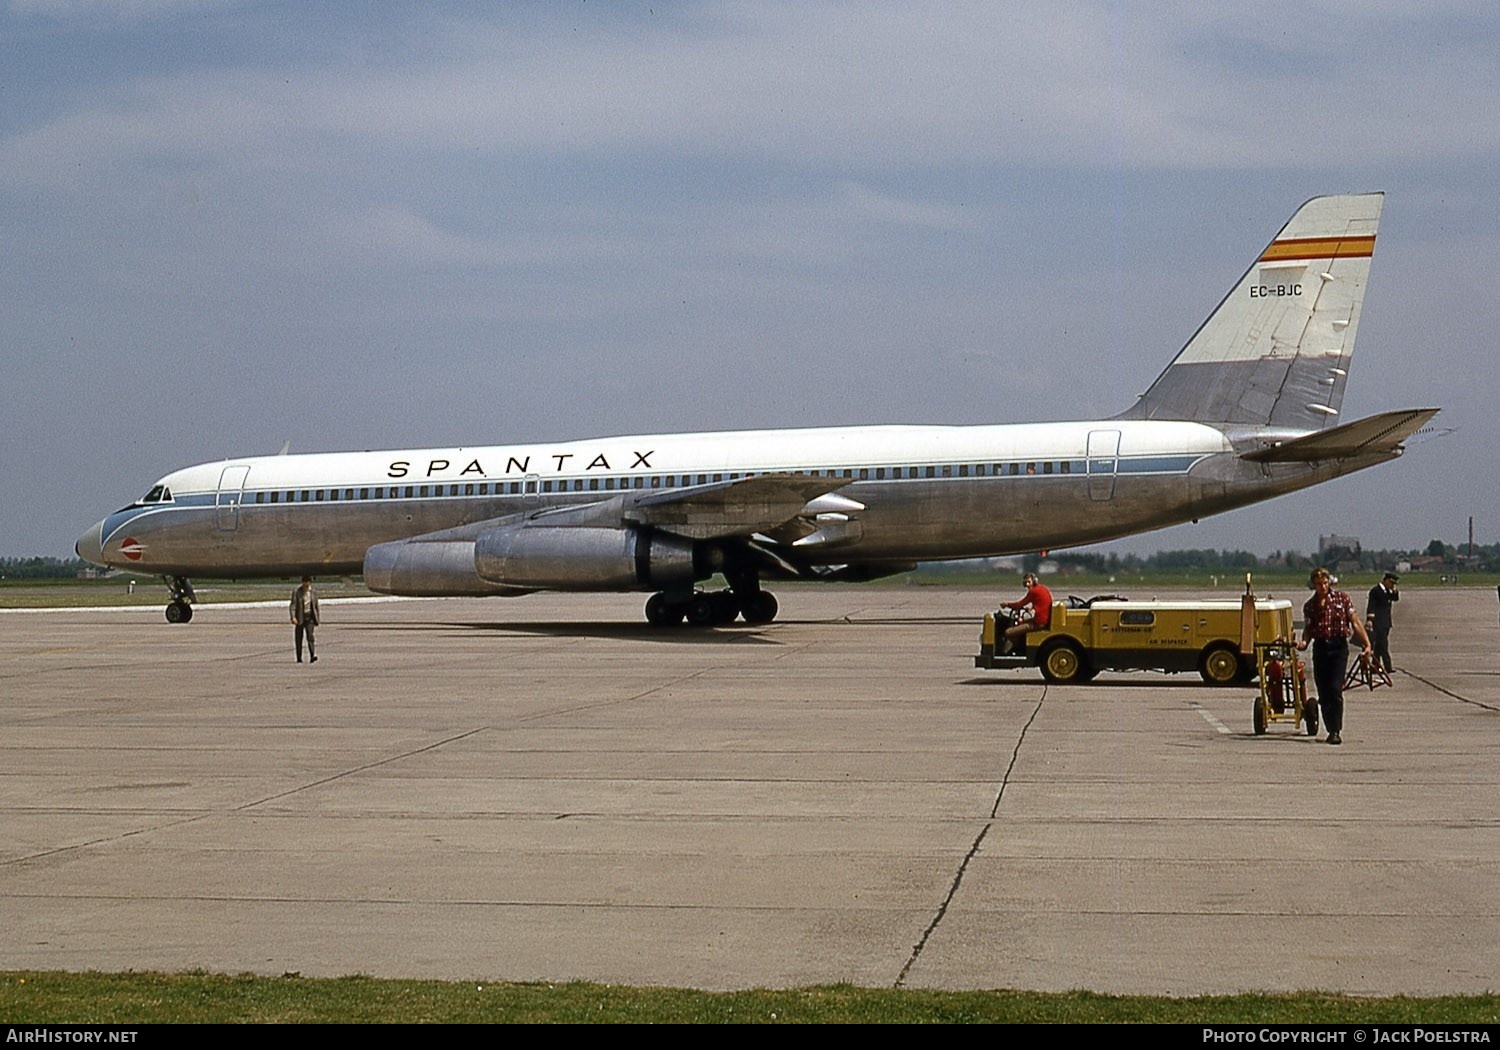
644 593 684 627
685 595 717 627
1039 640 1088 684
739 591 778 625
709 591 739 625
165 601 192 624
1199 643 1242 686
1253 696 1267 735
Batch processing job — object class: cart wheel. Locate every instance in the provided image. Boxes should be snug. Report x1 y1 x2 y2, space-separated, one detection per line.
1253 697 1267 735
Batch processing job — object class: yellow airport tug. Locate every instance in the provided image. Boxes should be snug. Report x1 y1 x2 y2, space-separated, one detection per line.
977 576 1315 735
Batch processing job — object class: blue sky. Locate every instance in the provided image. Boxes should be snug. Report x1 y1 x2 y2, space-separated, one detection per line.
3 1 1496 559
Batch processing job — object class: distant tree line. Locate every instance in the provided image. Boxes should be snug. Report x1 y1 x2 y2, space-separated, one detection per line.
1050 540 1497 574
0 557 90 579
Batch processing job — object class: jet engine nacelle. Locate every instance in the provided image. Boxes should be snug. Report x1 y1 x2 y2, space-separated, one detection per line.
474 524 700 591
363 538 531 597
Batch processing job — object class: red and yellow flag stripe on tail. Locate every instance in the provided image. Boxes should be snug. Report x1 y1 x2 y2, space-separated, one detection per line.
1259 235 1376 263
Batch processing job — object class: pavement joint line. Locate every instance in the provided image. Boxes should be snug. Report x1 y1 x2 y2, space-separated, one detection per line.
1398 668 1500 713
2 813 214 868
233 726 492 812
895 689 1048 988
1 892 954 913
514 668 719 724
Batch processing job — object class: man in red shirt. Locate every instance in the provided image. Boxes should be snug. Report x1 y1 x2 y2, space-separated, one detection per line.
1001 572 1053 654
1297 567 1372 745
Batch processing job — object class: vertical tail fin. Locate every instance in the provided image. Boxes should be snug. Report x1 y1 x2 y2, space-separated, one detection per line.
1119 192 1383 429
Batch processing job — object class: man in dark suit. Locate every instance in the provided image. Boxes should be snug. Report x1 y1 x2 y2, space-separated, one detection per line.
290 576 321 664
1365 571 1399 673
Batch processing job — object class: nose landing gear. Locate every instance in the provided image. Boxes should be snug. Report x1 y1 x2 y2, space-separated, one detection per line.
164 575 196 624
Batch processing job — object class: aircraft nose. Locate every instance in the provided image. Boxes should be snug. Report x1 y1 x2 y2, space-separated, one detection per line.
76 520 105 567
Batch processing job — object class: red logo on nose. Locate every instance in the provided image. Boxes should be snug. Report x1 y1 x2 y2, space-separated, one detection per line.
120 537 146 561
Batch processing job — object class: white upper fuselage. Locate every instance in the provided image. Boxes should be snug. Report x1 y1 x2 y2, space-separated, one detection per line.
149 419 1231 494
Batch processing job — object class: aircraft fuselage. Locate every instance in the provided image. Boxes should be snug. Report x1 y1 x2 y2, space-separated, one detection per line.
76 418 1389 581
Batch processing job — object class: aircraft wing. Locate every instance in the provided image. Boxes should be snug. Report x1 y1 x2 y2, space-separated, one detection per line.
380 473 856 547
623 473 856 540
1239 408 1440 463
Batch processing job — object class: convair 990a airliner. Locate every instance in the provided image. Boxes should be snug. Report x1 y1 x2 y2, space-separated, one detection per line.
77 193 1436 627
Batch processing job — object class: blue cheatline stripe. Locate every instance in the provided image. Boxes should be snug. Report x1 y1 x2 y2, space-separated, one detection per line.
152 453 1214 516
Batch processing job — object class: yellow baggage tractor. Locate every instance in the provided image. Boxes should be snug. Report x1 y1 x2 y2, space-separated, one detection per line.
975 592 1298 688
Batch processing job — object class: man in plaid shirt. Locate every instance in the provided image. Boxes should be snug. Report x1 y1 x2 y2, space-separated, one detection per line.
1297 567 1372 745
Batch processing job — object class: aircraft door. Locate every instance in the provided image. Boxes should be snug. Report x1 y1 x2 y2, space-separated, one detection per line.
1086 430 1120 502
522 473 540 506
215 465 252 530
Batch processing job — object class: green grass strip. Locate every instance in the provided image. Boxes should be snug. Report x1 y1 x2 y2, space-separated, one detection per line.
2 973 1497 1024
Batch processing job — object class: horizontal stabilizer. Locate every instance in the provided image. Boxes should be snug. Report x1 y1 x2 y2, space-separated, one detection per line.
1239 408 1439 463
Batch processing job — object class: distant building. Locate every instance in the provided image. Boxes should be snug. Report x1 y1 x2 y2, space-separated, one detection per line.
1319 533 1362 572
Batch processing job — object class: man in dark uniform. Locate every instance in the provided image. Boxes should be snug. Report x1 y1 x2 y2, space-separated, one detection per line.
1365 571 1399 673
1298 568 1372 745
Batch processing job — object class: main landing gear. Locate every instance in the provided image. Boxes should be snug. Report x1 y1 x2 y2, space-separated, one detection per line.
644 570 779 628
164 575 196 624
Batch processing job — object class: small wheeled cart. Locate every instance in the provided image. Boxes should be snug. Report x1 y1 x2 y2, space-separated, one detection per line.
1253 640 1317 736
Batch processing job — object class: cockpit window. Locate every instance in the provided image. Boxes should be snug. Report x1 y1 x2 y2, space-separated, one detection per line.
137 485 173 505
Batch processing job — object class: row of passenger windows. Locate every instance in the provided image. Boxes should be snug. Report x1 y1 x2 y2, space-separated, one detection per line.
243 461 1099 504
